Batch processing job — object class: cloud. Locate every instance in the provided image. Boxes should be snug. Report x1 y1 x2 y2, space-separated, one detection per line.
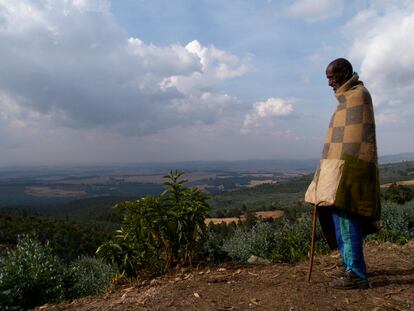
160 40 250 95
0 0 250 136
241 98 294 134
0 91 55 150
344 1 414 124
376 111 399 125
286 0 344 22
71 0 110 13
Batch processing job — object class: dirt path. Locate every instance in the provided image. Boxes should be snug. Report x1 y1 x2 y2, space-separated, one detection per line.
36 241 414 311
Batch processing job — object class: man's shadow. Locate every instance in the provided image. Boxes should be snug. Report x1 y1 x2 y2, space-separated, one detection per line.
368 267 414 287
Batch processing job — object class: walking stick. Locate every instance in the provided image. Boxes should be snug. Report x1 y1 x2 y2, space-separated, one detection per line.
307 205 318 282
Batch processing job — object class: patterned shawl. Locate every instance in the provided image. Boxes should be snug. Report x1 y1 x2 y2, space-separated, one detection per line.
305 73 381 245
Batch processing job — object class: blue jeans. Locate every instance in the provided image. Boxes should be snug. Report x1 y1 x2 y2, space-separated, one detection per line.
332 210 367 280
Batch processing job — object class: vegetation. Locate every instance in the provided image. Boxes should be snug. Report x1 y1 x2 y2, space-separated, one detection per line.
0 235 113 310
1 161 414 309
379 160 414 184
0 235 65 310
64 256 114 300
0 180 164 207
369 201 414 244
97 170 210 276
383 183 413 204
218 201 414 265
0 209 115 262
208 175 312 217
208 206 329 264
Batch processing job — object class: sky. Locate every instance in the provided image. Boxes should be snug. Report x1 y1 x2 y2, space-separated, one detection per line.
0 0 413 166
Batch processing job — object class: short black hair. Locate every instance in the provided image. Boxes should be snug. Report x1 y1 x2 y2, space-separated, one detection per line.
327 58 353 75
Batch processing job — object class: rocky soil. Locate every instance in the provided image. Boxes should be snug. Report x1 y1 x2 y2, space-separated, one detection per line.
35 241 414 311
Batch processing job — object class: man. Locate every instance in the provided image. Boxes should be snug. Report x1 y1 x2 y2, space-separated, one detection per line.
305 58 381 289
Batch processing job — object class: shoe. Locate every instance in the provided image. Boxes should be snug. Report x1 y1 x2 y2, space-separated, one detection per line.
326 263 346 278
329 270 369 289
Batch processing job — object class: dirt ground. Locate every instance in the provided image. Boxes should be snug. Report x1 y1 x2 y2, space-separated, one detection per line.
35 241 414 311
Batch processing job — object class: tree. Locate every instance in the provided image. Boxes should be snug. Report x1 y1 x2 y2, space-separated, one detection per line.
383 183 413 204
97 170 210 276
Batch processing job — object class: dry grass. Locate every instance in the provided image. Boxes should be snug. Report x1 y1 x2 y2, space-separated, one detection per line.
205 210 284 225
205 217 241 225
381 179 414 188
247 180 276 187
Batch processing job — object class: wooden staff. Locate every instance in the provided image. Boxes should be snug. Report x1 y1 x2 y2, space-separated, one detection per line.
307 205 318 282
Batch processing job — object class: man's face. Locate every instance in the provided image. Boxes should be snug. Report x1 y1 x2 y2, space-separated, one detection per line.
326 65 347 92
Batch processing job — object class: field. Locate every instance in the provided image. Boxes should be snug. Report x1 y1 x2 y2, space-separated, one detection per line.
381 179 414 188
205 210 284 224
0 157 410 208
0 170 306 207
25 186 87 198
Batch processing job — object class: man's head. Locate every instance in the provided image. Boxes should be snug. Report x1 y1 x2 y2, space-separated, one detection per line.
326 58 353 92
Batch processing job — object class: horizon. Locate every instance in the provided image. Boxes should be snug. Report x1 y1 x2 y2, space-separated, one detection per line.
1 1 414 166
0 152 413 171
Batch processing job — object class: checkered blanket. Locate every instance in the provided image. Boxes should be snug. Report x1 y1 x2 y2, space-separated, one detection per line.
305 73 381 223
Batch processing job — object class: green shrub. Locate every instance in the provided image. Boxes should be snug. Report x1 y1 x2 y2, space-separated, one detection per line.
202 228 232 263
0 235 65 310
270 217 328 263
369 201 414 244
222 215 329 264
383 183 413 204
0 236 115 310
64 256 114 299
97 170 210 276
222 222 276 262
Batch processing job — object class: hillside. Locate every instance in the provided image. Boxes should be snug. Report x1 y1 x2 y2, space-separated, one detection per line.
2 160 414 310
0 160 412 214
34 241 414 311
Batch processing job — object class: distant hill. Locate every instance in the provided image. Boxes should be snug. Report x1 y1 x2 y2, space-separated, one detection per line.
1 155 413 208
2 154 414 179
379 152 414 164
140 159 319 173
0 159 318 180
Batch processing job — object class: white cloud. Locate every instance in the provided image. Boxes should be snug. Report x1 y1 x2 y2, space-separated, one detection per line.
72 0 110 13
286 0 344 22
160 40 250 95
376 111 399 125
344 1 414 124
241 98 294 134
0 0 250 137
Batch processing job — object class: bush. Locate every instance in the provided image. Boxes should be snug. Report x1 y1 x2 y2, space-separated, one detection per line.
223 222 276 262
383 183 413 204
0 235 65 310
0 236 115 310
221 201 414 265
97 170 210 276
202 224 235 263
222 215 330 264
64 257 114 299
369 201 414 244
270 217 328 263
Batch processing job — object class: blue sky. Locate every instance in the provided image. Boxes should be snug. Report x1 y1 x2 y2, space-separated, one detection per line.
0 0 413 166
